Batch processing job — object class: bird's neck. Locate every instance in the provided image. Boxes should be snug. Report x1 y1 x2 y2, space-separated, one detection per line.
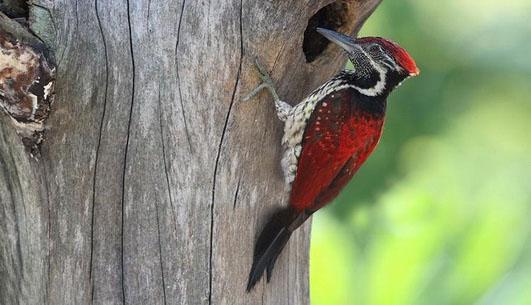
320 71 386 116
341 61 408 98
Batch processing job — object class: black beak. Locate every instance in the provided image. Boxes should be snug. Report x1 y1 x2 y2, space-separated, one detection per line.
316 28 358 53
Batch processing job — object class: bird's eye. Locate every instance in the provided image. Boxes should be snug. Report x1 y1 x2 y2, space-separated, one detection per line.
369 44 381 53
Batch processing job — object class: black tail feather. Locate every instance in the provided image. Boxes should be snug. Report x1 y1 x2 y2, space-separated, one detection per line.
247 207 310 291
247 226 291 291
265 232 289 282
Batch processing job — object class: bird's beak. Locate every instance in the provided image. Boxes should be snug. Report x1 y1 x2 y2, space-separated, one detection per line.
316 27 358 53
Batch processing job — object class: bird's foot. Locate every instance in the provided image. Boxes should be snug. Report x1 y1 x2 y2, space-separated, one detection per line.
242 58 281 102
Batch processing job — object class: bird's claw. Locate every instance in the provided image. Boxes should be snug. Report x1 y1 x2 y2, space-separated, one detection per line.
241 83 267 102
254 58 274 85
242 57 280 102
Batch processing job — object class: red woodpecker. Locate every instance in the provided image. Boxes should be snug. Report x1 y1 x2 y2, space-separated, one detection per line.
243 28 419 291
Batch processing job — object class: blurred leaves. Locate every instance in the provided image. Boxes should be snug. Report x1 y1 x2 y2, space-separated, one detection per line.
311 1 531 304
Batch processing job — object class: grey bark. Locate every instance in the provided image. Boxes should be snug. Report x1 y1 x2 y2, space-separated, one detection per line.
0 0 381 304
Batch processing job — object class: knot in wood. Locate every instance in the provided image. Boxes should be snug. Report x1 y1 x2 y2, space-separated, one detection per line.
0 25 55 153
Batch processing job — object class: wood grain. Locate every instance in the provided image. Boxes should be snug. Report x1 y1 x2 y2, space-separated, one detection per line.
0 0 381 304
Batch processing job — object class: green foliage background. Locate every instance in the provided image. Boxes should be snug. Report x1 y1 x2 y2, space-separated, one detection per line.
310 1 531 304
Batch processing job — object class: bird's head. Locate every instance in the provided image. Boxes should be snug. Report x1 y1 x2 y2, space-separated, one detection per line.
317 28 419 96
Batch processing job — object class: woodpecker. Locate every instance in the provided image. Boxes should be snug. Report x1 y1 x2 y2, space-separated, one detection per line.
243 28 419 291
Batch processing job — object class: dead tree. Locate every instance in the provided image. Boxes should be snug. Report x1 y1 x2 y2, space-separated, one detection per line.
0 1 381 304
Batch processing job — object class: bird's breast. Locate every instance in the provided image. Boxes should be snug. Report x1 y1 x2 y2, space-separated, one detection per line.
287 89 386 211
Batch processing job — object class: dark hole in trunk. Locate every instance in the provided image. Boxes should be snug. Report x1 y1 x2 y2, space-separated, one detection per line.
303 1 349 63
0 0 29 19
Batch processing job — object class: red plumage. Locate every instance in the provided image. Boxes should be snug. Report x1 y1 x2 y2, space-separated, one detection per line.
290 88 384 212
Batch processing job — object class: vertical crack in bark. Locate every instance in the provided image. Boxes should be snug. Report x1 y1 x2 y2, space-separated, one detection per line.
121 0 136 304
157 82 173 305
232 176 241 210
158 83 179 247
208 1 244 303
154 183 167 305
174 0 192 153
175 75 192 152
90 0 109 302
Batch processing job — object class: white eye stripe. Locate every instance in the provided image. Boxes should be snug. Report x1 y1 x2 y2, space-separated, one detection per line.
381 53 400 70
381 60 395 70
368 44 401 72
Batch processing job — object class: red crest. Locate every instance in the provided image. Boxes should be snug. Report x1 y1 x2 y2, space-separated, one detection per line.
358 37 420 75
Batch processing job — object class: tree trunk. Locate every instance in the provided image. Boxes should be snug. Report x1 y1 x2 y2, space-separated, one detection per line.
0 1 380 304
